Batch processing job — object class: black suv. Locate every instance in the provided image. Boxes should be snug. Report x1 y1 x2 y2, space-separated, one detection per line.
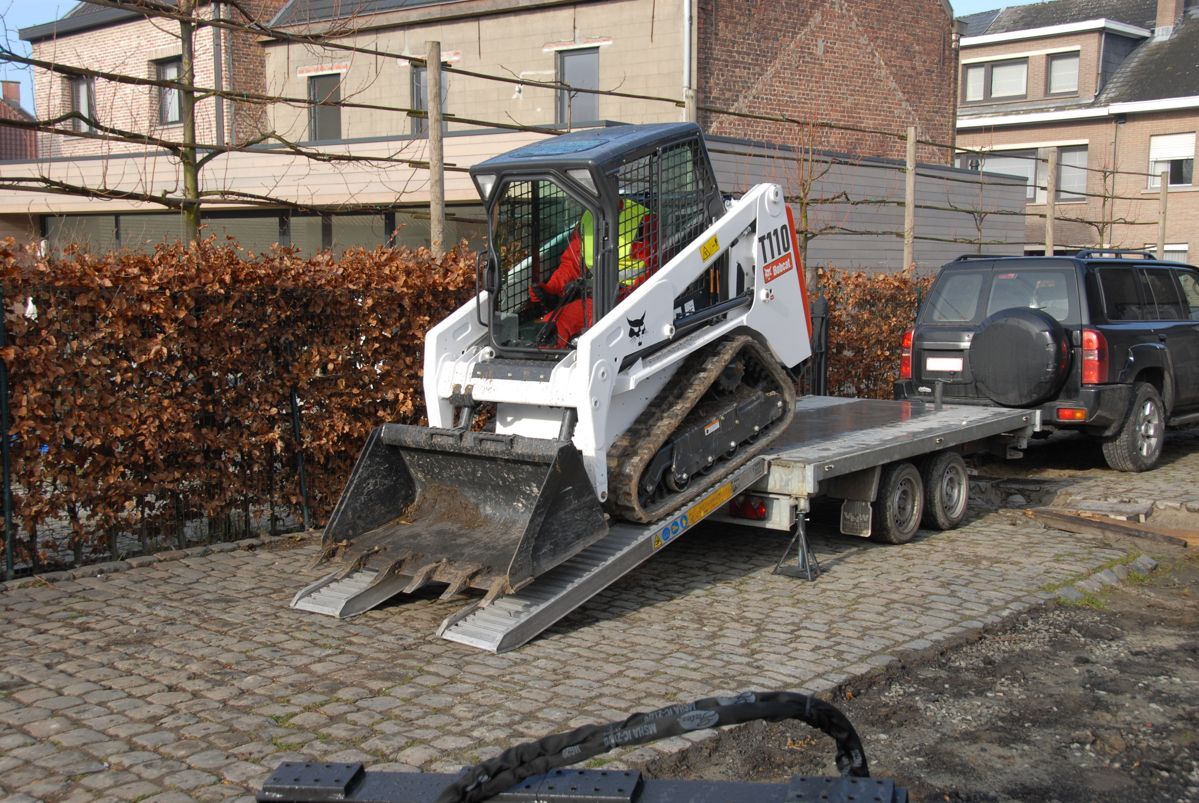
895 251 1199 471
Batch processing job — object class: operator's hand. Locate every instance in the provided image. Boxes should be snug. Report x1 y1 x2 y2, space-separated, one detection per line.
529 283 558 308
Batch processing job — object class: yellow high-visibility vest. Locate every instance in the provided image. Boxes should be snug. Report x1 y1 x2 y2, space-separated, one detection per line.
579 199 650 285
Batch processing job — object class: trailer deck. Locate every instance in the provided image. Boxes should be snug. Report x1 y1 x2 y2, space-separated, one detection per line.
293 397 1037 652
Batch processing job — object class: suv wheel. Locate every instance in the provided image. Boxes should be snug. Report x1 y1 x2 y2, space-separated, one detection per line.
1101 382 1165 472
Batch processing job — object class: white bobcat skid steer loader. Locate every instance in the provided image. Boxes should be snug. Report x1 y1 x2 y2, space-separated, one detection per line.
299 123 812 616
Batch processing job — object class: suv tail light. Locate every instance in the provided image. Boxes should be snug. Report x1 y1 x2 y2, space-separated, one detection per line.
900 328 914 380
1081 328 1107 385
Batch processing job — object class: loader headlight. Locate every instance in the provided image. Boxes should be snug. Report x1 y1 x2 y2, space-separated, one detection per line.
473 173 497 200
567 169 598 196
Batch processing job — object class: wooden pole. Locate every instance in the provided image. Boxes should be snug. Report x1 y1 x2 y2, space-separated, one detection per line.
1044 147 1057 256
179 0 200 243
903 126 916 269
427 40 445 258
1156 170 1169 259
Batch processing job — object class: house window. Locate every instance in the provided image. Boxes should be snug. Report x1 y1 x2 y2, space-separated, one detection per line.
963 65 985 102
308 73 341 141
960 149 1038 199
156 58 182 125
1046 52 1079 95
962 59 1027 102
557 47 599 127
411 65 448 136
1143 244 1190 263
69 76 96 132
1053 146 1088 202
1148 133 1195 188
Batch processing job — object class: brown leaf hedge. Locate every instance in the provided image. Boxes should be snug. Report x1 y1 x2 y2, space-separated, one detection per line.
817 267 933 400
0 238 476 566
0 239 925 568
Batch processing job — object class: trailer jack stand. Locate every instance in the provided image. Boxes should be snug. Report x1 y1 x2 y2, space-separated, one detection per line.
773 517 820 580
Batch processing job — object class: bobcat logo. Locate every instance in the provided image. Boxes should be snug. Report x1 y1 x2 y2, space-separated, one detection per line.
627 314 647 346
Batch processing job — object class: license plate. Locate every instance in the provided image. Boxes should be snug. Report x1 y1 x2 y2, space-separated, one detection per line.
926 356 963 373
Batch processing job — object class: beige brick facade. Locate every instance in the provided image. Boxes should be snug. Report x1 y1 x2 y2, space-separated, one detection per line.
957 9 1198 263
960 115 1198 260
264 0 688 141
28 1 286 159
959 31 1103 108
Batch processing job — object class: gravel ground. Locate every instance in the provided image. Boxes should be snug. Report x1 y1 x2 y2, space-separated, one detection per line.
642 547 1199 802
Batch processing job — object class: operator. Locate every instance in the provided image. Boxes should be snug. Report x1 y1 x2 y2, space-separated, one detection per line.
529 198 656 347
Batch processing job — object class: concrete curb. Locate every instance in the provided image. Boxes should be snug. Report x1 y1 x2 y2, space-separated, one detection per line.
0 530 321 592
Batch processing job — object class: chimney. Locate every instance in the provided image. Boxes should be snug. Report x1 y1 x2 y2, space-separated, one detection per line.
1 81 18 104
1155 0 1184 38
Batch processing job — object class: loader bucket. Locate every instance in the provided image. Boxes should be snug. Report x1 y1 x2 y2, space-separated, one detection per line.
319 425 609 600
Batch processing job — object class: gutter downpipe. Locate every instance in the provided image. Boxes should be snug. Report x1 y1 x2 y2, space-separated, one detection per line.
683 0 696 122
213 1 225 147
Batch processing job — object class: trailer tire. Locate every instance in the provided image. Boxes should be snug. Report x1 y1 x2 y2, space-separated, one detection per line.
870 462 924 545
920 451 969 531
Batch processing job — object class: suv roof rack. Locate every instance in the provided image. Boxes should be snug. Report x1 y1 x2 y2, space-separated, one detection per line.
952 254 1017 261
1073 248 1158 260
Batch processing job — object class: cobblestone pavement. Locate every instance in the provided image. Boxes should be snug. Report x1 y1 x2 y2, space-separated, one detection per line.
2 433 1196 802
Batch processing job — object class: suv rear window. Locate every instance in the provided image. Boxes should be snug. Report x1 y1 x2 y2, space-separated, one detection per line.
986 269 1077 322
922 266 1080 324
926 271 985 322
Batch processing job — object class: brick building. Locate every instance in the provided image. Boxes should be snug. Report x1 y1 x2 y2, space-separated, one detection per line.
19 0 287 159
264 0 957 162
696 0 958 162
0 82 36 161
957 0 1199 262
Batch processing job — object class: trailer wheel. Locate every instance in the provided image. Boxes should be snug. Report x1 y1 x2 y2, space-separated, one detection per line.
870 462 924 544
920 451 969 531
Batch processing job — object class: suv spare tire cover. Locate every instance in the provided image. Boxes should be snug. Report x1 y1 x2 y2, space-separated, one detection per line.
968 307 1070 407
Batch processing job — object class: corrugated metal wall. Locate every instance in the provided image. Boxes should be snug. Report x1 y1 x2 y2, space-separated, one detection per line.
708 137 1027 273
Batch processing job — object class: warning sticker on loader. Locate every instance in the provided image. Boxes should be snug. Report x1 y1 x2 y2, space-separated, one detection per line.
700 234 721 262
653 482 735 551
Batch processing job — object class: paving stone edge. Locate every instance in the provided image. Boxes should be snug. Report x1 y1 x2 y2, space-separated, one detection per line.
0 530 322 592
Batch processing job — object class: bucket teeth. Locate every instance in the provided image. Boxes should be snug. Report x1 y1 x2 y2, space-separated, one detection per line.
439 564 484 600
402 560 447 594
480 576 511 607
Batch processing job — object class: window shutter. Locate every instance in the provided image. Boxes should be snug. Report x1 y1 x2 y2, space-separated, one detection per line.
1149 133 1195 162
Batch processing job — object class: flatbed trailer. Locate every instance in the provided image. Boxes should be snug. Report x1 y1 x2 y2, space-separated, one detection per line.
293 396 1037 652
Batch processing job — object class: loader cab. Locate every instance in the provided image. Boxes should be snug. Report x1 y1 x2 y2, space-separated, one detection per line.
471 123 725 357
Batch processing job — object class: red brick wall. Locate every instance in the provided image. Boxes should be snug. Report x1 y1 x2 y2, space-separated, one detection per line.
224 0 288 142
696 0 957 162
0 103 36 160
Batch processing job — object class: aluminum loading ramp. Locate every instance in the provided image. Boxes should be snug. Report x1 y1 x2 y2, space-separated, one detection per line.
437 460 771 652
291 569 420 619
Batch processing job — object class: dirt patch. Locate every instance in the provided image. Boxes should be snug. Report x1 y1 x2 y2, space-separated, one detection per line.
641 550 1199 802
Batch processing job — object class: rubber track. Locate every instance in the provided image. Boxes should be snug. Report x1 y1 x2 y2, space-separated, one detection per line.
607 334 796 523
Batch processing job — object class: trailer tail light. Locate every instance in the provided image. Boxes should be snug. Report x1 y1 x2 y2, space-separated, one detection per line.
899 328 914 380
1081 328 1107 385
1056 407 1087 421
728 494 769 521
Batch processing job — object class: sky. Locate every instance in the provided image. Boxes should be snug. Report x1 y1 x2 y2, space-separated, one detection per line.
0 0 1046 116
